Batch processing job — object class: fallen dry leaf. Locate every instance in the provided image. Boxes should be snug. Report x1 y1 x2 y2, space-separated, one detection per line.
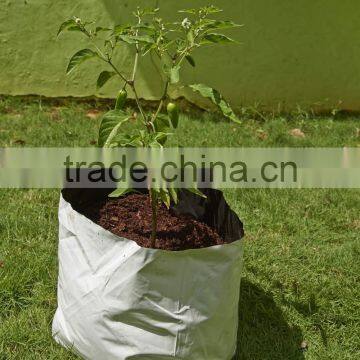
130 112 138 121
89 140 97 145
0 260 4 268
86 109 101 120
350 219 360 229
13 139 26 146
49 107 61 121
289 128 305 138
3 107 20 115
256 129 268 141
300 340 308 351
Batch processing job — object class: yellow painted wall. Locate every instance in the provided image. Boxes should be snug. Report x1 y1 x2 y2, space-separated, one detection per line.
0 0 359 111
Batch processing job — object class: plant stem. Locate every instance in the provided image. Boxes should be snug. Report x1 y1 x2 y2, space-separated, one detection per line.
128 27 149 128
149 44 194 125
176 44 196 66
107 60 129 84
132 16 158 246
126 16 149 129
152 80 169 123
132 50 139 82
131 84 147 124
150 190 158 247
87 31 129 84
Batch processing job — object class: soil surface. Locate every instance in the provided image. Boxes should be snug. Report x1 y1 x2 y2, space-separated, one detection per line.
84 193 227 251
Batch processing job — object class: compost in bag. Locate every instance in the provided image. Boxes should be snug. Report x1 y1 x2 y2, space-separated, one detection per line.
63 188 240 250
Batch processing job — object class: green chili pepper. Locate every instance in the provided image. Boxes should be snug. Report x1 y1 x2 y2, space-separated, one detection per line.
115 89 127 110
167 102 179 128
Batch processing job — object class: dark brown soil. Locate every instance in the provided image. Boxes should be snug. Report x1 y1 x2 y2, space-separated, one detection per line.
86 193 227 251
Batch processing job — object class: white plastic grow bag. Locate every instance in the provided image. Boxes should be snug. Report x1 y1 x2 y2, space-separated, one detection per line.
53 191 243 360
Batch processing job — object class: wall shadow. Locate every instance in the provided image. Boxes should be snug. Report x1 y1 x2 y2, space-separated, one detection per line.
233 280 304 360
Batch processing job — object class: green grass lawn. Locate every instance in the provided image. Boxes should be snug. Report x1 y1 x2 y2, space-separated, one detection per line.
0 97 359 359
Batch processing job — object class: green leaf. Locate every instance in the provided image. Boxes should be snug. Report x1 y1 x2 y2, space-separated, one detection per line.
178 8 197 14
159 189 171 209
96 26 112 34
119 34 154 44
66 49 97 75
187 188 207 198
200 5 223 15
170 65 180 84
140 130 172 147
138 7 159 16
141 42 156 56
109 188 134 198
146 132 170 147
201 33 235 45
185 55 195 67
67 25 84 32
133 24 156 33
201 20 243 31
97 71 116 89
113 133 143 147
153 132 169 146
113 24 131 35
168 187 178 204
154 114 171 132
57 19 78 37
189 84 241 124
98 110 131 147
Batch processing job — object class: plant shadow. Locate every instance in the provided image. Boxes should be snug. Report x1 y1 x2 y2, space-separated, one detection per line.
233 280 305 360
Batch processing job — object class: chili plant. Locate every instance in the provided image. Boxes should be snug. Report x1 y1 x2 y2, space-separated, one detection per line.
58 5 240 247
